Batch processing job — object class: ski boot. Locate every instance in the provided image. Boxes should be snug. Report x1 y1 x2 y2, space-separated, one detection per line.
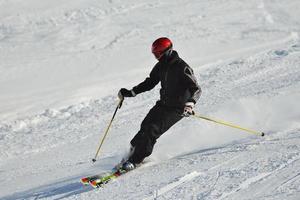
119 160 135 172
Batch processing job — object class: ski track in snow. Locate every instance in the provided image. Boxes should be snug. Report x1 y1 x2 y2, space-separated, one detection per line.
1 0 300 200
216 152 300 200
143 171 203 200
144 155 242 200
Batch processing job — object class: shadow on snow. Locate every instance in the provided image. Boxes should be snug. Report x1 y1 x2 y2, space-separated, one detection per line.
2 175 94 200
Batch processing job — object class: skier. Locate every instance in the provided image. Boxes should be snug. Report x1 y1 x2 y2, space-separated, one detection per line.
118 37 201 171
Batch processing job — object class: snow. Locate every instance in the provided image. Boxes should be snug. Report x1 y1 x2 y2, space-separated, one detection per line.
1 0 300 199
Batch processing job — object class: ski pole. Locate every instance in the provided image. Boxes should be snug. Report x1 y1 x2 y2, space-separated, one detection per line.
92 98 124 163
193 113 265 137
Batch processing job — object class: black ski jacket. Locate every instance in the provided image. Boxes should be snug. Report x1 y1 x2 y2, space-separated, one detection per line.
132 51 201 109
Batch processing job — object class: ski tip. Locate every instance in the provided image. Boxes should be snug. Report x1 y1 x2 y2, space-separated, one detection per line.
81 177 89 182
80 178 90 185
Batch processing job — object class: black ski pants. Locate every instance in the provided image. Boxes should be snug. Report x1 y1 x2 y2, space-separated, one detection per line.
129 102 183 164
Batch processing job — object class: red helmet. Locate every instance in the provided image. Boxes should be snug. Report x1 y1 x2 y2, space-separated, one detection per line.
151 37 173 60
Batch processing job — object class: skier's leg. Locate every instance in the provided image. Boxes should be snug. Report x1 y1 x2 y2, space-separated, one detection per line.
129 103 182 164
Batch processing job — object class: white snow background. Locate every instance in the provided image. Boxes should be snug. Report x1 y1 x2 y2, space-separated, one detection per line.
0 0 300 199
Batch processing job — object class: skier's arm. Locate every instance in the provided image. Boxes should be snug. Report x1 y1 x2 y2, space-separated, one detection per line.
183 66 201 103
132 65 160 95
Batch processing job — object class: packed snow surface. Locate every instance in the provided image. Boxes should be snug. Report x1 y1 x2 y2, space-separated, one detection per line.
1 0 300 199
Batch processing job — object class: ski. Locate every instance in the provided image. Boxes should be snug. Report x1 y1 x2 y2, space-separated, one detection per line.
89 168 128 188
81 161 147 188
80 171 115 186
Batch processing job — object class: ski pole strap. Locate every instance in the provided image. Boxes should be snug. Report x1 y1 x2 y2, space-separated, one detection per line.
193 113 264 137
92 99 124 162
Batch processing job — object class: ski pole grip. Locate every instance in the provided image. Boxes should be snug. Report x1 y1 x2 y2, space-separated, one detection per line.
118 98 124 109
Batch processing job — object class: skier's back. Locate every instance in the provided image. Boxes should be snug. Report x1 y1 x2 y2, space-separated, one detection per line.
118 37 201 171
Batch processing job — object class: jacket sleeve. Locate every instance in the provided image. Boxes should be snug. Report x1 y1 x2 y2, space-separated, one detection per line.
183 66 201 103
132 64 160 95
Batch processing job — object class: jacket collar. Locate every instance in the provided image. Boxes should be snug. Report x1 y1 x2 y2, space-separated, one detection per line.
159 50 179 64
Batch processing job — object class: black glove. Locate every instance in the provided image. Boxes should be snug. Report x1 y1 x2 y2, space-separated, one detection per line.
182 102 195 117
118 88 136 99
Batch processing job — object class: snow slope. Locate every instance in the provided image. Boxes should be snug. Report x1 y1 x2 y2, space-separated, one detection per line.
1 0 300 199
